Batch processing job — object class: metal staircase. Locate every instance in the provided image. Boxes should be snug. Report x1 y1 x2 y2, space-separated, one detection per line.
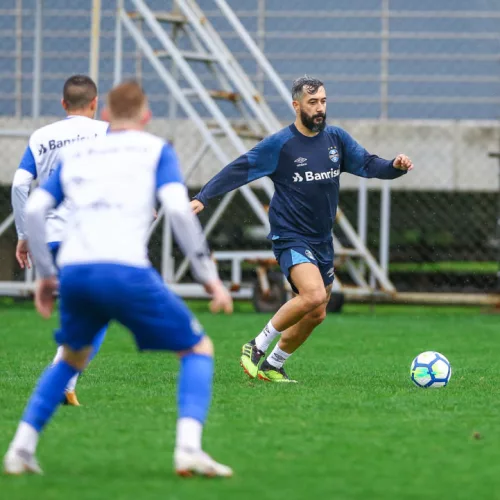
0 0 395 299
113 0 397 303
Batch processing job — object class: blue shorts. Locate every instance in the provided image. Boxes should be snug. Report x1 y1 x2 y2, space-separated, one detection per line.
55 263 204 352
272 238 334 294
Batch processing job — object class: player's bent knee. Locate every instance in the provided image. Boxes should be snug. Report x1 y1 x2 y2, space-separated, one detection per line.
180 335 214 358
193 335 214 356
61 345 92 371
302 289 327 312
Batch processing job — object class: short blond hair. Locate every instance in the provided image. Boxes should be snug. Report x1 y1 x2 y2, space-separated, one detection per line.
107 80 147 120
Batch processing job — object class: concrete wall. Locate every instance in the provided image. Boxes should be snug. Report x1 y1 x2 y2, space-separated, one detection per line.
1 117 499 191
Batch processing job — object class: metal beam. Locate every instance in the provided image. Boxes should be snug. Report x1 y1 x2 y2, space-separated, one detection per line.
214 0 293 113
32 0 42 118
89 0 101 85
176 0 282 132
0 213 15 237
113 0 123 85
336 209 396 293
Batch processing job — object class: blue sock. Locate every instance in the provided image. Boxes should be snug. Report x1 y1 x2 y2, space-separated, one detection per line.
22 361 79 432
178 353 214 424
88 325 107 363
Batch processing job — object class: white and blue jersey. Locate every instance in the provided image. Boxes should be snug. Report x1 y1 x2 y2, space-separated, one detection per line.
12 115 109 243
43 131 180 270
195 123 406 290
24 130 218 352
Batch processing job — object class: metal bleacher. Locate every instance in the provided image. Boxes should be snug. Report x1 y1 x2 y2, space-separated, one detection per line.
0 0 499 120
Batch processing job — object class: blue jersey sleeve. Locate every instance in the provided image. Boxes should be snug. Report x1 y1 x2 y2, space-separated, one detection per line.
18 146 37 179
194 128 293 206
337 128 405 180
156 143 184 190
40 162 64 207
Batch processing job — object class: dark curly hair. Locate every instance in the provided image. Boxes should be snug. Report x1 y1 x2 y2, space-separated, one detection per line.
291 75 324 100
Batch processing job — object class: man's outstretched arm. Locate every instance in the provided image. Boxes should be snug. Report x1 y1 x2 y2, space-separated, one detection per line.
194 153 260 207
192 131 291 212
338 128 413 179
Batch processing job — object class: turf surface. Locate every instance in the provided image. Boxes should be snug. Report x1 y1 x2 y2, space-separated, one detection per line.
1 302 499 499
388 261 498 273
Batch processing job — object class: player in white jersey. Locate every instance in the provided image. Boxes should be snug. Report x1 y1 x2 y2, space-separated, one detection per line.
4 81 234 477
11 75 109 406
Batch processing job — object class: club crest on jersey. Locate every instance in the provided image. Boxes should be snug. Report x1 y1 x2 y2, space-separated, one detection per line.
328 147 339 163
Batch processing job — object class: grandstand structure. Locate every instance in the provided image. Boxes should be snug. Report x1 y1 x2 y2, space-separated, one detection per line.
2 0 500 119
0 0 499 307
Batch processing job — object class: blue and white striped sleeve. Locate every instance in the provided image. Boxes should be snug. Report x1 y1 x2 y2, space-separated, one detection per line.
156 143 184 190
12 146 38 239
18 146 38 179
24 163 65 279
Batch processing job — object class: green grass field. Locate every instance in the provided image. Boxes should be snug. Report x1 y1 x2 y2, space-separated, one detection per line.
388 261 498 273
1 301 500 500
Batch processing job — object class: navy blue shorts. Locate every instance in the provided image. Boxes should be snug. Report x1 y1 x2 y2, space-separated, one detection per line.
272 238 334 294
55 263 204 352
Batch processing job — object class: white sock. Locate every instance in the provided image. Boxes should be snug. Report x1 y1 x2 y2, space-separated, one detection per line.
52 345 64 365
176 417 202 451
267 344 291 369
65 374 79 393
254 321 281 352
10 422 39 455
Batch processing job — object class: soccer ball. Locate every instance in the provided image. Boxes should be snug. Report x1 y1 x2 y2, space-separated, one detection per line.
410 351 452 388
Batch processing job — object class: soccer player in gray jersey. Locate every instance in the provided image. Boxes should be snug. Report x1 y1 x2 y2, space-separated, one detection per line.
11 75 109 404
192 76 414 382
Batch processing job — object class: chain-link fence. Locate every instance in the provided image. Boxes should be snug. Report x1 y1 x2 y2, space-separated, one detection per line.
0 0 499 294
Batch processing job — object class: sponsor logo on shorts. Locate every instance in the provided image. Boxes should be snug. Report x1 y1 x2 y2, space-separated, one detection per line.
305 249 316 261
